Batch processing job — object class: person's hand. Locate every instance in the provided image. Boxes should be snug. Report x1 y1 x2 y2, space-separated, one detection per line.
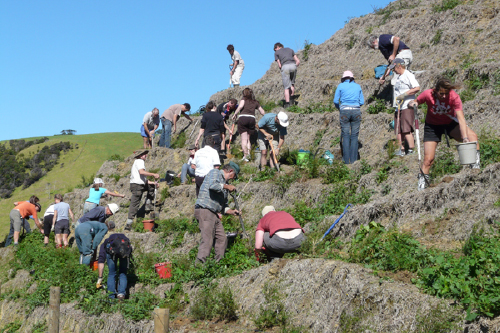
177 172 181 178
396 93 407 101
463 137 470 143
96 277 103 289
227 209 241 216
231 115 236 121
225 184 236 192
388 55 395 62
39 228 44 234
409 100 418 107
230 70 234 75
217 213 222 220
266 134 273 141
121 194 125 198
274 148 280 156
173 126 176 133
153 173 160 179
379 78 385 85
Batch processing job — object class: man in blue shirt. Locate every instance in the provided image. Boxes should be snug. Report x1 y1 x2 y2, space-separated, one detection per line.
256 112 289 169
194 162 240 264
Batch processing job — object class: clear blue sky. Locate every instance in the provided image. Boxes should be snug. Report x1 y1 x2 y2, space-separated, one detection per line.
0 0 391 141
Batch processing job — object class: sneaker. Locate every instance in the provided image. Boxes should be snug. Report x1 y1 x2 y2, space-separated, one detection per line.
418 173 429 191
117 294 125 302
394 149 406 157
124 224 132 231
470 150 480 169
241 156 249 162
407 149 414 155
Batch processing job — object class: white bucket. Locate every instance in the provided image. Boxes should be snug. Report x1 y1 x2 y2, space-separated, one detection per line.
455 141 477 165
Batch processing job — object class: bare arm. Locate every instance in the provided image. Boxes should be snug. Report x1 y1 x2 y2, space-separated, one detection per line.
98 263 105 278
258 106 265 116
455 110 470 142
255 229 264 249
276 59 282 70
294 54 300 67
183 113 193 122
53 210 57 226
232 100 245 120
195 128 205 147
103 190 125 198
389 36 400 62
69 208 74 222
138 169 160 179
143 122 151 137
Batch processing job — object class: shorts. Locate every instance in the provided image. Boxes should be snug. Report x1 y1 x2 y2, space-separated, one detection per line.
257 131 279 151
54 219 70 235
140 124 154 138
423 121 459 142
394 108 415 134
281 63 297 89
43 214 54 236
10 209 24 232
237 116 256 135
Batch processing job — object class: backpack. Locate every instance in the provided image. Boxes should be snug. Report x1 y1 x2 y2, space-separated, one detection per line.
106 235 132 259
374 65 392 79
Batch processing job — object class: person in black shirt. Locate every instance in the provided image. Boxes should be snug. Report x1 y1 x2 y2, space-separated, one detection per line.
195 100 225 153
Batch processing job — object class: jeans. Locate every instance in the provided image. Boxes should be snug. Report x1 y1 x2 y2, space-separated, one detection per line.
339 106 361 164
180 163 195 183
159 118 172 148
83 202 98 215
107 253 128 298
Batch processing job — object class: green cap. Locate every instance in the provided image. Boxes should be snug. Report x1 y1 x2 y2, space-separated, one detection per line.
228 161 240 178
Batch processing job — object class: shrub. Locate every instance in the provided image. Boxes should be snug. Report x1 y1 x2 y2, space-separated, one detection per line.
108 154 124 162
430 146 461 180
170 131 187 149
322 160 352 184
479 129 500 167
254 283 289 329
366 98 390 114
431 29 443 45
433 0 462 12
191 283 238 321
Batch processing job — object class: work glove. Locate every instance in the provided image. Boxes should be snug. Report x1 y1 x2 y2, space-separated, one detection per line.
51 224 55 232
396 92 407 101
96 277 103 289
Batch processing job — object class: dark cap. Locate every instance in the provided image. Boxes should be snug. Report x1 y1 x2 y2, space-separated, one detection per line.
388 58 405 69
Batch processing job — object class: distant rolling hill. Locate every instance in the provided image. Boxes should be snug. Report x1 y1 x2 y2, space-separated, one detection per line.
0 132 140 238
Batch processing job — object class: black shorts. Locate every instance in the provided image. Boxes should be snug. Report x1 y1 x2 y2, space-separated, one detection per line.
237 116 256 135
423 121 459 142
54 219 70 235
43 214 54 236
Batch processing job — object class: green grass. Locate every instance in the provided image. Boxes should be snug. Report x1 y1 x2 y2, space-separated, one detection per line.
0 132 139 238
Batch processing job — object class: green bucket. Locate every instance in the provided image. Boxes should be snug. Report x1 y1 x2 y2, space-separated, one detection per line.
297 150 310 165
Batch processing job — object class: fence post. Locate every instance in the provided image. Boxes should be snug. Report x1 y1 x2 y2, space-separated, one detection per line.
154 308 169 333
48 286 60 333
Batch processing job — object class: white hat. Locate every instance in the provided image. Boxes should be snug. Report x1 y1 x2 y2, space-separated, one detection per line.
277 111 289 127
261 205 276 217
93 178 104 185
107 203 119 215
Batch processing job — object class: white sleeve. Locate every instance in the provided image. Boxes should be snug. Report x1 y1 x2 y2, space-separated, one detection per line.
212 150 221 166
408 73 420 89
137 159 146 170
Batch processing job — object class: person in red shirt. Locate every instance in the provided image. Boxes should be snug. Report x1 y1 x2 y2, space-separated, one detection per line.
254 206 305 262
410 78 480 190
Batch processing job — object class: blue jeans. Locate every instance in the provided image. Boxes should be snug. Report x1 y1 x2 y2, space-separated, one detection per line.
83 202 97 215
159 118 172 148
107 253 128 298
180 163 195 183
339 106 361 164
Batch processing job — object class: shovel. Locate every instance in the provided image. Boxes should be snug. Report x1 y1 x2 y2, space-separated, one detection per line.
230 191 252 248
267 138 280 172
413 105 430 187
189 119 199 139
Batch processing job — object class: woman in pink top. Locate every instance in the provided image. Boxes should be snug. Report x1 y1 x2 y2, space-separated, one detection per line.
410 78 480 190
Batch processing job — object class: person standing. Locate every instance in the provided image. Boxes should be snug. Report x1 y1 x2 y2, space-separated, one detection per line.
274 43 300 108
194 101 225 153
194 162 240 264
42 202 55 246
232 88 266 161
227 44 244 87
410 78 480 190
96 233 132 300
141 108 160 149
192 136 221 197
367 34 413 84
333 71 365 164
124 150 160 231
159 103 193 148
83 178 125 215
254 206 305 262
390 58 420 156
75 220 115 265
257 111 289 169
5 200 43 247
52 194 74 248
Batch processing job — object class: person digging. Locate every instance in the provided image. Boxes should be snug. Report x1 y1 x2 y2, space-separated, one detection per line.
75 220 116 265
125 150 160 231
74 203 120 229
257 111 289 169
194 162 240 265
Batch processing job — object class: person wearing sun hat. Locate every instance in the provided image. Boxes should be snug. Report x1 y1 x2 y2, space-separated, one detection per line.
256 111 289 169
124 150 159 231
194 161 240 264
333 70 365 164
254 206 305 262
82 178 125 215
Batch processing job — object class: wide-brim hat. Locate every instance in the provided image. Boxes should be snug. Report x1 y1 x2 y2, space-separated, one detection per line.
134 149 149 158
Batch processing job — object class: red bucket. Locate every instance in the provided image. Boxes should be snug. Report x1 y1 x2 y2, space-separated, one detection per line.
154 262 172 279
90 260 98 271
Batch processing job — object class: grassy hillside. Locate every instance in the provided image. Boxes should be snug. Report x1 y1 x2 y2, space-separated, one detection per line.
0 132 139 238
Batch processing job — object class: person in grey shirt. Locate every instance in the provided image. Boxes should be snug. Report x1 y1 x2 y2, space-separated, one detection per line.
274 43 300 108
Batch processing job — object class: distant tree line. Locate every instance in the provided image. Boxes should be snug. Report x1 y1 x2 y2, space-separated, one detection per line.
0 138 74 198
58 129 76 135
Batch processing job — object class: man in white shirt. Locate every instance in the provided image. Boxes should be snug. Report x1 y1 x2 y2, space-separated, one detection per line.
390 58 420 156
192 136 220 197
125 150 160 231
227 44 244 87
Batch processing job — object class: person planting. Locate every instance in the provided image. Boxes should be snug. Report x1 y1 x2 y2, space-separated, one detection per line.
409 78 480 190
257 111 289 169
177 144 197 185
75 203 119 229
75 220 116 265
96 233 132 300
254 206 305 262
194 162 240 264
52 194 74 248
83 178 125 215
5 198 43 247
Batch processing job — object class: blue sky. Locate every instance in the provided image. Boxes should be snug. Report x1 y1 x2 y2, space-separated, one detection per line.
0 0 391 141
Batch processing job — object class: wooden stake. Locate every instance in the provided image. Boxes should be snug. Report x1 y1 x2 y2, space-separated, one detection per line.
48 286 61 333
154 308 169 333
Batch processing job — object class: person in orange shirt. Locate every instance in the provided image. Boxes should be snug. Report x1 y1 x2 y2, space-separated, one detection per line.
5 199 43 247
